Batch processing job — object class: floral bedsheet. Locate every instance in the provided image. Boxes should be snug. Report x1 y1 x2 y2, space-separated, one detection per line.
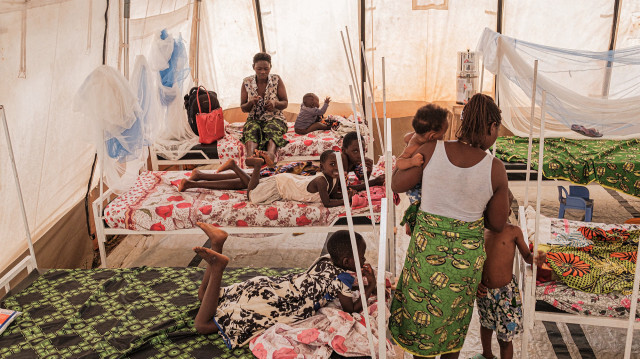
104 170 385 231
536 281 640 319
250 270 394 359
222 115 370 165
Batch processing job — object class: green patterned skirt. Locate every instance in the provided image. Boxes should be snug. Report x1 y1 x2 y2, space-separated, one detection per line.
241 115 288 150
389 210 485 356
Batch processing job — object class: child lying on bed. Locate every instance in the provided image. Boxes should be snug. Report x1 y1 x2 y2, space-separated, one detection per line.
294 93 335 135
397 104 449 235
179 150 351 207
473 191 544 359
192 225 376 348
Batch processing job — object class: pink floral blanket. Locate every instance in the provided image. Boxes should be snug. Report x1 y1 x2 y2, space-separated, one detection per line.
104 170 385 231
221 116 370 167
250 273 395 359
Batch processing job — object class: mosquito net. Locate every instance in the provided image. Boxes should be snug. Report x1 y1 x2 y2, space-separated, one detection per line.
149 30 199 160
477 28 640 139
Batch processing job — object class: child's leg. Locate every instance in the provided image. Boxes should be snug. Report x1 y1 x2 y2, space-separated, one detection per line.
497 339 513 359
193 246 229 335
245 157 265 192
190 168 238 180
195 222 228 301
295 122 330 135
480 326 495 359
179 178 246 191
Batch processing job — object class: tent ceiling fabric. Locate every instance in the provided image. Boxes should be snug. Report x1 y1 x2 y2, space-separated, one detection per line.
2 0 640 274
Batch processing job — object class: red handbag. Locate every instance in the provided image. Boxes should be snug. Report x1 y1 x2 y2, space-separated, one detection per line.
195 87 225 144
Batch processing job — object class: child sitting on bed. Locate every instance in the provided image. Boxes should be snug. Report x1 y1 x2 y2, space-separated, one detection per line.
192 225 376 348
473 191 543 359
294 93 335 135
398 104 449 235
179 151 351 207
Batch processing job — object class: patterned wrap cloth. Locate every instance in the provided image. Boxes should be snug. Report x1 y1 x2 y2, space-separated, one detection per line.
389 210 485 356
241 74 288 150
546 227 640 294
214 255 353 348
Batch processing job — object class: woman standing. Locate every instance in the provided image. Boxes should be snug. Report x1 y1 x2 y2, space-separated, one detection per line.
240 52 288 165
389 94 510 359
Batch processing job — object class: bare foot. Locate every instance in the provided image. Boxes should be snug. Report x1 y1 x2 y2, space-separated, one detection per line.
178 179 189 192
215 159 236 173
189 169 203 180
196 222 228 248
245 156 265 169
254 150 275 167
410 153 424 167
193 246 230 267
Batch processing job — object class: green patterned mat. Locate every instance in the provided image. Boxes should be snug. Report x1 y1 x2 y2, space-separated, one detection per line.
0 267 302 359
495 136 640 197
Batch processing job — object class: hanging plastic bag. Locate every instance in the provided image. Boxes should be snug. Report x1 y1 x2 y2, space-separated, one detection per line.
195 87 225 144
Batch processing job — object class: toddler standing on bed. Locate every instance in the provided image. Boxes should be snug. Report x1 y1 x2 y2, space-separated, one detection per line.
294 93 334 135
398 104 449 235
192 225 376 348
473 191 542 359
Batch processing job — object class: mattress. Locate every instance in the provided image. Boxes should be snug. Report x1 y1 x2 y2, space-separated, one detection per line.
161 116 369 165
104 164 387 231
527 210 640 318
0 266 302 358
495 136 640 197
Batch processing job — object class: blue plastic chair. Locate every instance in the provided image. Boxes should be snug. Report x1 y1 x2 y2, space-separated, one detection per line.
558 185 594 222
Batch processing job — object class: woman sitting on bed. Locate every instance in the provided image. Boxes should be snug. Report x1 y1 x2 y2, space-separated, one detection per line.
179 151 353 208
241 52 289 166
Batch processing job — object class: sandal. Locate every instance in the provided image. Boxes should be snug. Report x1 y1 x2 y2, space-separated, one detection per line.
571 124 603 138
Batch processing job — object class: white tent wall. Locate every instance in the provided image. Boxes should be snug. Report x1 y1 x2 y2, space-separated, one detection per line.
259 0 360 104
365 0 497 103
0 0 106 274
502 0 614 50
617 1 640 48
198 0 261 108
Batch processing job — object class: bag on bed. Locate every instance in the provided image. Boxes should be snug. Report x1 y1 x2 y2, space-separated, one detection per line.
195 87 225 144
184 86 221 136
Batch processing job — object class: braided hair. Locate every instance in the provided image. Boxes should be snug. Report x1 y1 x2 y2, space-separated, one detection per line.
455 94 502 148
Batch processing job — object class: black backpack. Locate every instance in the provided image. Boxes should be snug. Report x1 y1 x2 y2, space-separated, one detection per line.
184 86 221 135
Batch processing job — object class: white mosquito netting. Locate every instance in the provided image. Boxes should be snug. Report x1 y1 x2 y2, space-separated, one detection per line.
477 28 640 139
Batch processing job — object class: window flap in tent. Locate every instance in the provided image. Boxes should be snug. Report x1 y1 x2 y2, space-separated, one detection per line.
477 28 640 139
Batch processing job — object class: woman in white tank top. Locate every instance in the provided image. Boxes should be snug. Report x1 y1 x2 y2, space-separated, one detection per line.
389 95 510 359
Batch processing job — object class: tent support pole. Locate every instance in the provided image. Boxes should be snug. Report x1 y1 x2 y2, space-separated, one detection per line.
524 60 538 208
382 57 386 127
624 216 640 358
602 0 622 98
252 0 266 53
1 105 38 270
384 116 395 275
361 42 384 153
377 198 388 359
123 0 130 80
194 0 202 85
359 0 366 108
345 27 363 112
349 85 376 235
341 31 360 112
334 150 377 359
